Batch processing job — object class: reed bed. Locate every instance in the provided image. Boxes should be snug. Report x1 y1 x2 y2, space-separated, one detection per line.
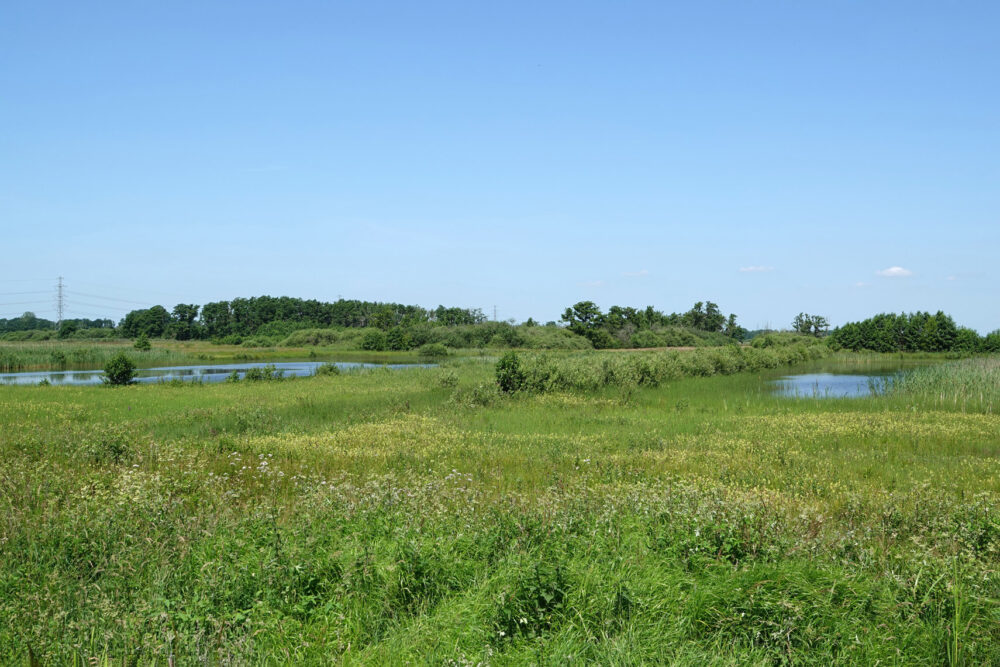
0 341 183 373
884 356 1000 413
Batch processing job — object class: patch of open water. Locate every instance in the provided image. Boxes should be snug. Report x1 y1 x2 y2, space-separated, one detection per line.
0 361 433 386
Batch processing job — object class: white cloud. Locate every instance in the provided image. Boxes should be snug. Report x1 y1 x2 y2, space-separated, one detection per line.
854 282 868 288
622 269 649 278
739 266 774 273
876 266 913 278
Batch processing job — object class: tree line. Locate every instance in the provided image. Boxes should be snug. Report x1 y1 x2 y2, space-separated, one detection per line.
560 300 747 349
829 312 1000 353
0 313 114 336
117 297 488 340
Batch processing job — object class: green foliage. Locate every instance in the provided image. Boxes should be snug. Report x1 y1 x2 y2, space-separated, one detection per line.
792 312 830 336
133 333 151 351
57 321 78 339
280 328 345 346
80 424 136 465
417 343 449 358
882 356 1000 412
361 329 388 351
516 343 829 393
102 351 136 386
437 369 459 388
829 311 980 352
243 364 284 381
751 332 824 349
560 300 745 349
313 363 341 376
495 351 527 393
4 351 1000 662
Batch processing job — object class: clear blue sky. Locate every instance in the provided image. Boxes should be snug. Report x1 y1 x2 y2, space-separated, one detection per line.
2 1 997 331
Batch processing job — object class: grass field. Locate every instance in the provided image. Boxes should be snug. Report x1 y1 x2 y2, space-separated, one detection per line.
1 350 998 664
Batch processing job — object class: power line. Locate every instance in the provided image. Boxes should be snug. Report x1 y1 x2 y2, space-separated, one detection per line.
0 290 51 296
69 278 189 303
67 299 134 312
65 290 150 306
0 300 52 307
0 277 56 283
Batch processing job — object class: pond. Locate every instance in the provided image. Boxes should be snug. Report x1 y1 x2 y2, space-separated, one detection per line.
0 361 434 386
771 372 898 398
769 358 930 398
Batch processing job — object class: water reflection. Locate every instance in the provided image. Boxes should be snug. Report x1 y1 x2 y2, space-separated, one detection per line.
0 361 432 386
772 372 897 398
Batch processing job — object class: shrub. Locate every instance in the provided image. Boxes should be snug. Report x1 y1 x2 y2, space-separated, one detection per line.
314 362 341 376
133 333 151 351
437 369 459 388
244 364 284 381
630 330 662 348
102 351 136 386
418 343 449 358
496 351 527 393
281 328 342 346
81 424 135 464
386 326 411 351
361 329 388 351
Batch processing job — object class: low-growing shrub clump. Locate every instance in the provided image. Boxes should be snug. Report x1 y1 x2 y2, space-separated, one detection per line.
102 351 136 386
243 364 284 381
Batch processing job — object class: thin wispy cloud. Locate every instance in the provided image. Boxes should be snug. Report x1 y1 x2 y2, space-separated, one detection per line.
946 275 957 281
739 266 774 273
854 282 868 288
622 269 649 278
876 266 913 278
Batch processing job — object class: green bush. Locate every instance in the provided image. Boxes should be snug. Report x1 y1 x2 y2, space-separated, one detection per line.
496 351 527 393
437 369 459 388
417 343 449 358
244 364 284 382
102 352 136 386
281 328 343 346
386 326 411 351
630 330 662 348
133 333 151 351
314 363 341 376
361 329 388 351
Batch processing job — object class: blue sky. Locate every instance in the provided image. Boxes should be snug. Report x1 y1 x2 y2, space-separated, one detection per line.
2 1 997 331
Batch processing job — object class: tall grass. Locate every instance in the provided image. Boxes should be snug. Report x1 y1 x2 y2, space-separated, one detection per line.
2 353 999 662
884 356 1000 413
0 341 183 373
515 342 829 392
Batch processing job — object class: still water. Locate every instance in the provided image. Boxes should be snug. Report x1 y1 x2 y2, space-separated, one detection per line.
771 372 897 398
769 358 927 398
0 361 432 386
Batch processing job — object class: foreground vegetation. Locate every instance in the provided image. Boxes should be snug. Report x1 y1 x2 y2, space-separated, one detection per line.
2 349 999 663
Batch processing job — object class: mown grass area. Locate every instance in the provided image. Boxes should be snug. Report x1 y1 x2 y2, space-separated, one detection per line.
1 352 999 664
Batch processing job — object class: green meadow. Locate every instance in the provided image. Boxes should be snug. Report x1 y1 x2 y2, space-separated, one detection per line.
1 348 999 664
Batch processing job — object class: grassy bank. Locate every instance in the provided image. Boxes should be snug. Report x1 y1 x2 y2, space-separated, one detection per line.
1 352 998 663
